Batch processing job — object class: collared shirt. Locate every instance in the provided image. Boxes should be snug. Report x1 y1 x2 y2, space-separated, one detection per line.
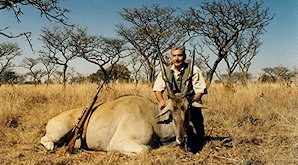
153 64 207 94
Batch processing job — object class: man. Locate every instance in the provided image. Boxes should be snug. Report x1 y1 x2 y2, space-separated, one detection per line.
153 45 207 152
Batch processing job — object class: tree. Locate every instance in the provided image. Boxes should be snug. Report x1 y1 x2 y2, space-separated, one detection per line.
215 29 262 84
130 52 145 84
0 70 18 84
0 42 22 75
220 71 252 84
228 29 261 84
88 72 101 84
182 0 273 87
80 36 128 81
117 4 187 83
293 67 298 80
20 57 46 84
68 68 87 84
0 0 71 48
91 64 130 83
40 26 92 85
258 66 296 83
108 64 130 82
39 54 57 84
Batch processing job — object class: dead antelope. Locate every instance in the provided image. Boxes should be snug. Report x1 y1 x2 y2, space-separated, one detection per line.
40 50 203 154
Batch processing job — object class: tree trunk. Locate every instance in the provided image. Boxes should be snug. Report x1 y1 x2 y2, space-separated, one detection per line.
63 65 68 87
149 67 155 84
206 56 224 88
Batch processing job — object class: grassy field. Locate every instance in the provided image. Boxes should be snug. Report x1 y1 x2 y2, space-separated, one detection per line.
0 83 297 164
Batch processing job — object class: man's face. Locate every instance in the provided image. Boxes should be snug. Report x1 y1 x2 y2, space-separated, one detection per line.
172 49 186 68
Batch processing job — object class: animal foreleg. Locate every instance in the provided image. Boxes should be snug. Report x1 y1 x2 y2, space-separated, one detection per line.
40 119 74 150
107 139 150 155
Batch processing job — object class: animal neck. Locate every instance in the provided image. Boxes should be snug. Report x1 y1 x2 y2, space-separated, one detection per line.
154 122 176 143
153 107 176 143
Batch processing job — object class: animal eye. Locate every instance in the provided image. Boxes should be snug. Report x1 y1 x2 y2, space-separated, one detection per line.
182 103 189 111
181 105 187 111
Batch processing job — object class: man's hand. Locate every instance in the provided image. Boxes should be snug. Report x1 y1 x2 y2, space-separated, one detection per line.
193 92 203 102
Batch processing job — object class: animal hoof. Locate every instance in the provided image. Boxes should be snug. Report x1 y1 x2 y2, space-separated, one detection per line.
40 136 54 151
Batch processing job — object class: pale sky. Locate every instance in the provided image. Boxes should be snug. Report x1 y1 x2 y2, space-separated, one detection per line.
1 0 298 76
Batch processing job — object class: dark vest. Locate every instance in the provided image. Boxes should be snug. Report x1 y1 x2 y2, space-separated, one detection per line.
165 63 194 95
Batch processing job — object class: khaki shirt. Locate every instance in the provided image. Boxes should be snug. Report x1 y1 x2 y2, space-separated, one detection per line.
153 64 207 94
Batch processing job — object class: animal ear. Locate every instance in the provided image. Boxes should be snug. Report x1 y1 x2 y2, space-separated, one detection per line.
156 108 170 118
156 113 173 124
156 109 173 124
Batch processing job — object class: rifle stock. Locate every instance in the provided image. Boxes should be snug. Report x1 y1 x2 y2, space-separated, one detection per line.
65 95 98 153
65 83 106 153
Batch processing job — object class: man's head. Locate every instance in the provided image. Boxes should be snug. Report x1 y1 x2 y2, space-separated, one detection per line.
171 46 186 70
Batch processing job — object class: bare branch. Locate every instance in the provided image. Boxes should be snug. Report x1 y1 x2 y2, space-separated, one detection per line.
0 42 22 74
117 4 188 83
182 0 273 86
0 0 72 50
39 26 88 85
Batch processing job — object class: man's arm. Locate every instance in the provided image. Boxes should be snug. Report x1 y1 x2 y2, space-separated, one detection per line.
154 91 166 110
192 66 207 102
193 92 204 102
153 72 167 110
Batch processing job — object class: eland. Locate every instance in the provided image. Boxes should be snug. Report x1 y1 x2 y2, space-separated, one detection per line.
40 50 204 154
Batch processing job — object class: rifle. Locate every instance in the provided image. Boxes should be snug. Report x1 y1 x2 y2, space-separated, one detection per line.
65 78 108 153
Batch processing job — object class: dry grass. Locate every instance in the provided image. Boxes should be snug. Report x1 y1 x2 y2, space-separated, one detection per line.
0 83 297 164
